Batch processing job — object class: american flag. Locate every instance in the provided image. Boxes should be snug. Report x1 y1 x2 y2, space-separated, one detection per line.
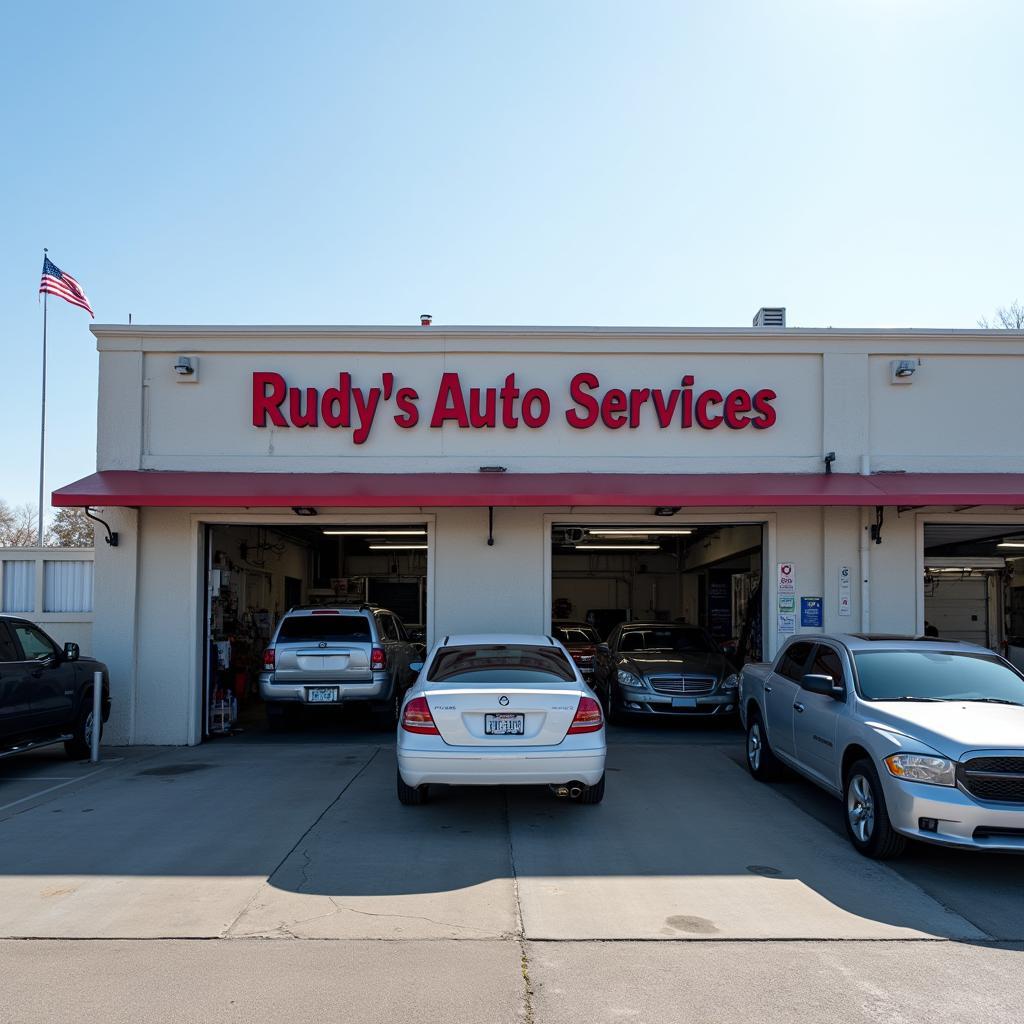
39 256 94 317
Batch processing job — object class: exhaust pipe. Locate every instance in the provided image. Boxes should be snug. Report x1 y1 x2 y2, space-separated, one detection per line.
568 784 583 799
551 785 570 798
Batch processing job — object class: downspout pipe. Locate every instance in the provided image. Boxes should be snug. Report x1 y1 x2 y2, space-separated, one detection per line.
860 455 871 632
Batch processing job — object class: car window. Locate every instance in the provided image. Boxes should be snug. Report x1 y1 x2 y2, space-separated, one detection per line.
276 615 372 643
809 645 845 686
13 623 58 662
616 627 718 654
375 614 398 641
776 641 814 682
391 615 409 642
853 650 1024 704
428 644 576 683
554 626 599 645
0 624 20 662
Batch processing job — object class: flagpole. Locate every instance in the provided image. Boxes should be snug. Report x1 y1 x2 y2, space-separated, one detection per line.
38 248 48 546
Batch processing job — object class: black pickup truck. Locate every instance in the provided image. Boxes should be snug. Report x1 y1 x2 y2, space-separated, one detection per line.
0 615 111 760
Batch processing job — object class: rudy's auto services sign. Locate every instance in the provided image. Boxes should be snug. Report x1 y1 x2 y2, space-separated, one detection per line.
251 371 778 446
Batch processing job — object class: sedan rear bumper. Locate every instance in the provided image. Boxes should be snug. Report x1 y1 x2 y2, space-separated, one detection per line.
398 743 606 788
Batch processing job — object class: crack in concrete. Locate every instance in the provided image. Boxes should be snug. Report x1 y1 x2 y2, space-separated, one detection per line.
504 789 534 1024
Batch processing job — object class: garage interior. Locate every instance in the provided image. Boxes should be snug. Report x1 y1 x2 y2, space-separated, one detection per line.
203 522 429 737
550 522 764 663
923 523 1024 667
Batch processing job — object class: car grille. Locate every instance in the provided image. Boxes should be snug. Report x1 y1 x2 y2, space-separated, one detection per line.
648 675 717 696
958 756 1024 804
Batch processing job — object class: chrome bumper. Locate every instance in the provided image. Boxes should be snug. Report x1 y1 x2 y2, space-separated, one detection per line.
617 690 738 716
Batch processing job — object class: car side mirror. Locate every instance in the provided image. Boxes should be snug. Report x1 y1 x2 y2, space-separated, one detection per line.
802 673 845 700
409 661 424 674
63 642 80 662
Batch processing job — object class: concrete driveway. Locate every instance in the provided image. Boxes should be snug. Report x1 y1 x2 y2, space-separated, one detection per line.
1 721 1022 1022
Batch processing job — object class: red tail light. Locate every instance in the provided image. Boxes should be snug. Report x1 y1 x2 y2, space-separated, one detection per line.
401 696 439 734
567 696 603 734
263 647 275 670
371 647 386 670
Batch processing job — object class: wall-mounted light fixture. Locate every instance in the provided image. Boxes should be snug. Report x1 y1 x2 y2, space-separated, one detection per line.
654 506 681 517
291 506 318 517
173 355 199 381
889 358 919 384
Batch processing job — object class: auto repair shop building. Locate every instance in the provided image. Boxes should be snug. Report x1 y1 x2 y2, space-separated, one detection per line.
53 315 1024 745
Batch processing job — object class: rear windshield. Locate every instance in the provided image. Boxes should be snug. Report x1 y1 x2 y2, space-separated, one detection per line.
428 645 576 683
854 650 1024 704
618 627 718 654
554 626 599 645
277 615 372 643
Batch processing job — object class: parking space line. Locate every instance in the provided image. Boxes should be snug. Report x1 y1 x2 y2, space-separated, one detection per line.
0 765 115 814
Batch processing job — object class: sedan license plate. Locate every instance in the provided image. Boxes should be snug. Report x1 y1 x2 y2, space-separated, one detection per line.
671 696 698 709
485 713 525 735
307 687 339 704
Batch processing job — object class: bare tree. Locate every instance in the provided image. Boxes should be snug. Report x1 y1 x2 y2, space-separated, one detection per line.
0 501 41 546
46 507 95 548
978 301 1024 329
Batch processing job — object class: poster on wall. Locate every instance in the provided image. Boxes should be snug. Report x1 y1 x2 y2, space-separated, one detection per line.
801 597 823 628
778 613 796 634
777 563 796 595
839 565 852 616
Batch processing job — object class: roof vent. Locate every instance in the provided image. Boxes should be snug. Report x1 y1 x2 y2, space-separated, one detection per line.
753 307 786 328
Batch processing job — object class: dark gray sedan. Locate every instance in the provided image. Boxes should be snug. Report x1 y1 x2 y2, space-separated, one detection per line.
592 623 739 721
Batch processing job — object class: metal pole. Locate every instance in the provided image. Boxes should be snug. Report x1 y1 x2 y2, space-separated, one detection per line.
91 670 102 763
38 260 48 545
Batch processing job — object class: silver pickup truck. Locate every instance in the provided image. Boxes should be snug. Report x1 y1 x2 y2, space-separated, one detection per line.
740 633 1024 858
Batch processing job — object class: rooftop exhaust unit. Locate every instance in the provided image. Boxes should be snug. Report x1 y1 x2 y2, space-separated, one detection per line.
752 307 786 327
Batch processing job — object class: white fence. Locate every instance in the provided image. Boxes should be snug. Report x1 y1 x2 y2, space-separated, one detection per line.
0 547 95 652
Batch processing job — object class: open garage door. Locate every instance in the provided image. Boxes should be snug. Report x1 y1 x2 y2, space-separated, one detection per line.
923 523 1024 661
550 521 763 720
202 522 428 738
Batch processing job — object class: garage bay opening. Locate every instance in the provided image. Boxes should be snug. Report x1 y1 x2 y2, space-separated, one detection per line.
202 522 428 738
550 521 764 721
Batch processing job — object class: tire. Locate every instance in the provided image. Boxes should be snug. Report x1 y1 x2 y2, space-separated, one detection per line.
844 759 907 860
373 687 401 729
577 773 606 805
64 699 100 760
396 768 428 806
265 703 291 732
745 710 782 781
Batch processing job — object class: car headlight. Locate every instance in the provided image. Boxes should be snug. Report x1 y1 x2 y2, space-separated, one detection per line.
617 669 648 690
720 674 739 692
883 753 956 787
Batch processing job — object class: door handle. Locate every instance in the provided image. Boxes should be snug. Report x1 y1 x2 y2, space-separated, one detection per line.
793 701 805 713
764 685 773 693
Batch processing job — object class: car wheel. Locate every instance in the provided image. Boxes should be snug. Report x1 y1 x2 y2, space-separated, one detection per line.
745 710 782 781
396 768 428 806
64 700 100 760
373 691 400 729
577 773 605 805
844 759 906 859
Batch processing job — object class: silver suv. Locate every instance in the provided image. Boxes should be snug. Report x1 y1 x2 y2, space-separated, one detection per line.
260 604 421 727
741 633 1024 858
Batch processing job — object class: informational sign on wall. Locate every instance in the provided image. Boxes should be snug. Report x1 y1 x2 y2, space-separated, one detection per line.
777 563 796 595
838 565 852 617
777 613 796 634
801 597 823 628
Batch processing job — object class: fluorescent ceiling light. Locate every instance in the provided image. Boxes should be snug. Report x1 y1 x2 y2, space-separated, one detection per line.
575 544 661 551
324 529 427 536
997 542 1024 548
368 544 427 550
587 528 692 536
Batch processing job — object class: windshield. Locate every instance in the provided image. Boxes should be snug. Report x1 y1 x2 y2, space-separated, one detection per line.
277 615 372 643
554 626 599 645
618 627 719 655
428 645 576 683
853 650 1024 704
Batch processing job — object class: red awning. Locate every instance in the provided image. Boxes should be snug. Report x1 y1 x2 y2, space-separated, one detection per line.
51 470 1024 509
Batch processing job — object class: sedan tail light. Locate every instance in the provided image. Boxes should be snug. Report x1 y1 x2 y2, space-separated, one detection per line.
567 696 603 734
401 696 439 735
262 647 275 670
371 647 386 670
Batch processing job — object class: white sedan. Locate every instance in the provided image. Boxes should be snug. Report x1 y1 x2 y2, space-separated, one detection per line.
396 633 607 805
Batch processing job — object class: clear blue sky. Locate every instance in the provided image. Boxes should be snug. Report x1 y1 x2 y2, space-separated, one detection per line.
2 0 1021 510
